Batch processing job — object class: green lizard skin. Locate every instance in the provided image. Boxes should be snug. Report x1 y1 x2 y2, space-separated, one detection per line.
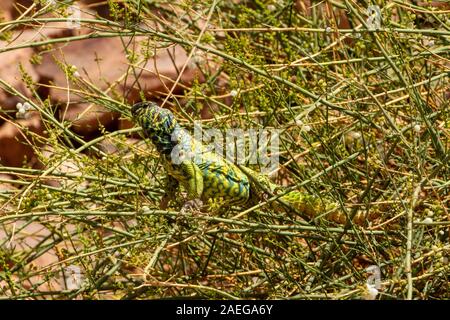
132 102 368 225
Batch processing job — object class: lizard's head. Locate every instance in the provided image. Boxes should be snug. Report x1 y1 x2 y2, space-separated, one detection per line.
131 102 179 154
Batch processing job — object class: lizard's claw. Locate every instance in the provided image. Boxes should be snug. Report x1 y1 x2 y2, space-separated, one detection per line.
180 199 204 214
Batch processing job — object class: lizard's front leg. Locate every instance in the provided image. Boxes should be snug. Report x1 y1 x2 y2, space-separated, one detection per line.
179 161 204 213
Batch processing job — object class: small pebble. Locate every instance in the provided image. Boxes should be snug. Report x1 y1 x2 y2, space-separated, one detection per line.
422 217 433 224
363 283 379 300
423 39 435 47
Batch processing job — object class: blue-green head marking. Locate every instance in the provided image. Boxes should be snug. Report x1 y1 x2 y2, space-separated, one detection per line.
132 102 180 155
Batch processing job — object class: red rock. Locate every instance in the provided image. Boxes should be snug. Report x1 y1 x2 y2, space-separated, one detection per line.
0 2 12 21
58 103 119 139
34 37 204 137
79 0 117 18
0 219 63 293
38 144 90 189
1 0 119 23
0 9 97 116
416 2 450 9
294 1 351 44
38 5 98 37
7 0 34 19
0 115 44 167
118 118 135 131
35 37 204 102
0 44 38 115
0 173 16 192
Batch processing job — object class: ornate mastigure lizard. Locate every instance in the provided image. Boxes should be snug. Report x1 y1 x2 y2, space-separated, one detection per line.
132 102 368 225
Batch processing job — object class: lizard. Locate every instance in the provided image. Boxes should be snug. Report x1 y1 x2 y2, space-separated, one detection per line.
131 101 369 225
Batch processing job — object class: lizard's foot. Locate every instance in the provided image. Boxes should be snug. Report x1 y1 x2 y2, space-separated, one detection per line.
180 199 204 215
159 197 170 210
160 193 177 209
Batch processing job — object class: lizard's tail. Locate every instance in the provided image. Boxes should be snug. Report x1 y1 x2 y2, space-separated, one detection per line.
276 191 370 226
237 165 376 226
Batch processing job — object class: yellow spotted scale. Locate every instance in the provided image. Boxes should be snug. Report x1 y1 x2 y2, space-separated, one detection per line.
132 102 368 225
